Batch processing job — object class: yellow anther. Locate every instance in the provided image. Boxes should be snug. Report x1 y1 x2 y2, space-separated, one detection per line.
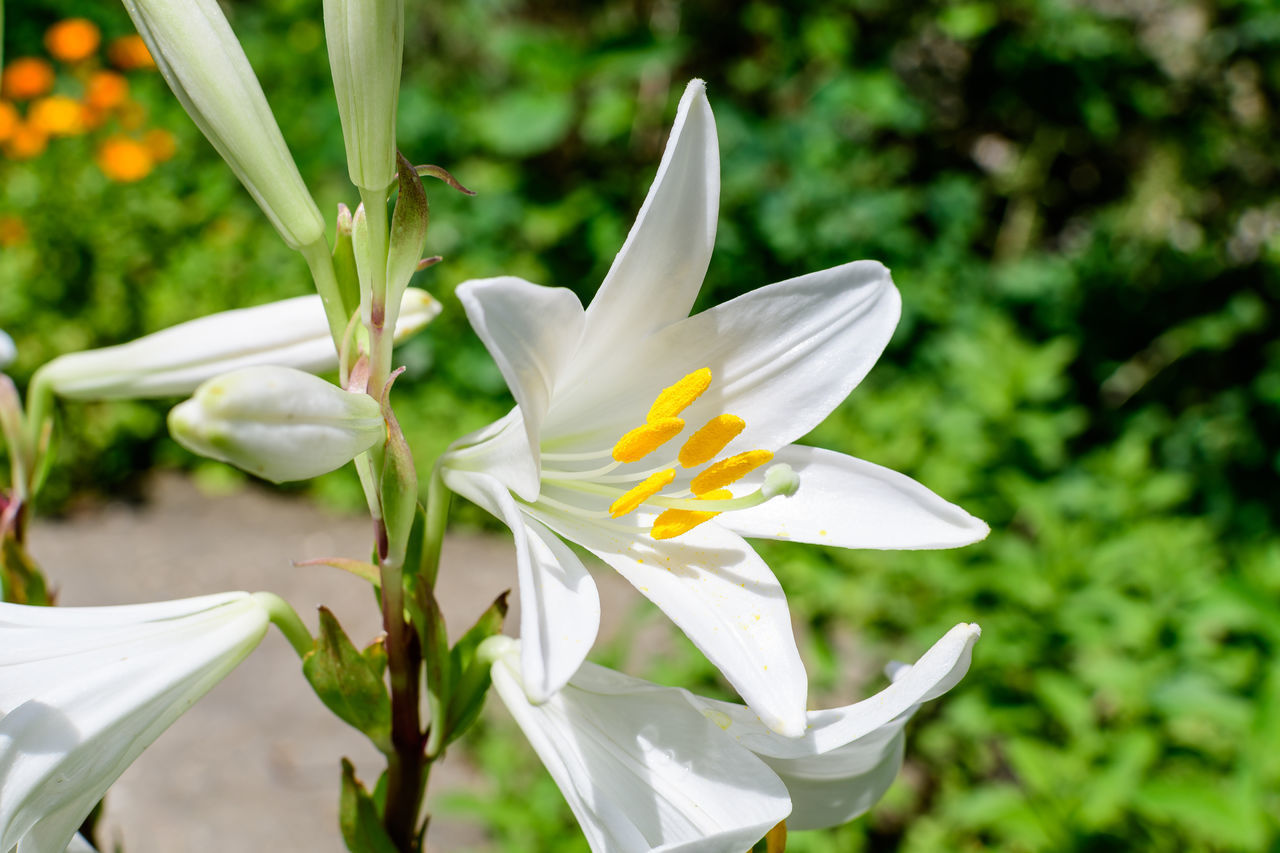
609 469 676 518
690 449 774 495
612 418 685 463
652 508 719 539
650 489 729 539
647 368 712 422
678 414 745 468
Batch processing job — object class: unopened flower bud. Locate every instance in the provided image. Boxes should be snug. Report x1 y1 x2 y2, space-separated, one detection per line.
121 0 325 248
323 0 403 192
39 288 439 400
168 366 384 483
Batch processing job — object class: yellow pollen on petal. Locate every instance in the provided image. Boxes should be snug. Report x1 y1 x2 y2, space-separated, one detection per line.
612 417 684 463
678 414 745 468
690 449 774 495
609 468 676 518
647 368 712 421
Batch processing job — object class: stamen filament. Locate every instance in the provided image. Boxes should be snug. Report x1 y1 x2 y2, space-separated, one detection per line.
525 492 614 520
540 448 616 462
538 461 622 481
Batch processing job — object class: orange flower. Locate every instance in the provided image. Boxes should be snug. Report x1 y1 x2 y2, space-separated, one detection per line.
28 95 87 136
45 19 102 64
143 128 177 162
0 215 28 247
0 102 18 143
85 71 130 111
1 58 55 101
107 35 155 71
4 123 49 159
97 136 153 182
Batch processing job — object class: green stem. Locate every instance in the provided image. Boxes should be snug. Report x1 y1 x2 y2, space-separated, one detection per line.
300 239 350 347
253 592 313 658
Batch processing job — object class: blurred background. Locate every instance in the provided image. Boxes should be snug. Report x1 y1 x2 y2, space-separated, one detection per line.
3 0 1280 850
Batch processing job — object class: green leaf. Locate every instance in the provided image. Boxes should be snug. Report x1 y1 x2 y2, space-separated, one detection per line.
1 534 49 606
339 758 398 853
443 591 510 749
303 607 393 752
384 152 429 317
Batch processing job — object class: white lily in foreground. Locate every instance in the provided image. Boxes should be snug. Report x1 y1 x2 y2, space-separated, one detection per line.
482 623 980 852
442 79 989 735
168 366 385 483
0 592 272 853
37 288 439 400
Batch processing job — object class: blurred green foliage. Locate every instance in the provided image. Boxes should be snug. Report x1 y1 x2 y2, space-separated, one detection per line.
4 0 1280 850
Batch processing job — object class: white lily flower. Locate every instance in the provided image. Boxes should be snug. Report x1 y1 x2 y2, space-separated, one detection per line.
39 288 439 400
168 366 384 483
0 592 270 853
441 79 989 734
483 623 979 851
483 636 792 853
0 331 15 370
120 0 325 249
324 0 403 192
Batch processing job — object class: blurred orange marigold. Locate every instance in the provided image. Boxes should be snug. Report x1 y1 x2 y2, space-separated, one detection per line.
45 19 102 63
5 123 49 159
85 71 130 111
1 59 55 101
28 95 88 136
97 136 153 182
0 102 18 142
107 35 155 71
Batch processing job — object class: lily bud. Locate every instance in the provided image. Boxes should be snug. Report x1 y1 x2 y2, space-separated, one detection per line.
39 288 440 400
168 366 384 483
323 0 404 192
0 330 14 370
120 0 325 248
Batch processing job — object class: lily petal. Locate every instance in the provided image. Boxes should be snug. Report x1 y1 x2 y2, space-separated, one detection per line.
720 446 990 549
0 593 269 853
689 623 981 830
547 261 899 454
487 639 792 853
457 277 586 499
441 470 600 701
570 79 719 377
534 508 808 737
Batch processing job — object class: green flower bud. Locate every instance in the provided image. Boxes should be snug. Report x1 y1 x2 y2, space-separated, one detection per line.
168 366 384 483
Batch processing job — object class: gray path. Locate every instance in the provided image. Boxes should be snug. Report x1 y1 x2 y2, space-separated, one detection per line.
27 474 639 853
